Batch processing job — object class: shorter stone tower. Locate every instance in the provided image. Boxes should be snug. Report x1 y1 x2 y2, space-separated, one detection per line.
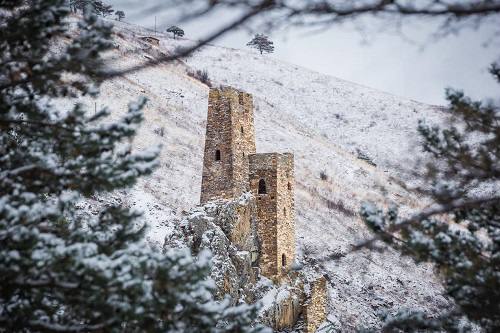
200 87 256 204
249 153 295 280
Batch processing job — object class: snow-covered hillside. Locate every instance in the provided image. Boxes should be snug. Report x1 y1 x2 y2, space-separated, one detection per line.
82 19 450 331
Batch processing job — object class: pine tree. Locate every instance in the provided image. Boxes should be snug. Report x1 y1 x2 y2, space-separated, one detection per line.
115 10 125 21
166 25 185 39
69 0 113 17
360 65 500 331
0 1 264 332
94 1 114 17
246 34 274 55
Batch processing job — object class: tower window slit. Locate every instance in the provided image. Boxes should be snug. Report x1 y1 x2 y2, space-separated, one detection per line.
215 149 221 161
258 179 267 194
282 254 286 267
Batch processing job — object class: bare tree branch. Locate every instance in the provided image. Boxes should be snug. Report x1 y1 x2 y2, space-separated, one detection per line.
264 0 500 21
101 0 500 77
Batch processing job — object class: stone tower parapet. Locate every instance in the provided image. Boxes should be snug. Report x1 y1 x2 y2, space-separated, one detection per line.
200 87 256 204
248 153 295 280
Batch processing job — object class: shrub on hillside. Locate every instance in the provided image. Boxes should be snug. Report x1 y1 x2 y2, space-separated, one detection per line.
154 126 165 137
356 148 377 167
325 198 357 217
187 69 212 87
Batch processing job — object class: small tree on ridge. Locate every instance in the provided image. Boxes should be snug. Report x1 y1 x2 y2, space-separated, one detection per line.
93 0 114 17
167 25 185 39
246 34 274 55
115 10 125 21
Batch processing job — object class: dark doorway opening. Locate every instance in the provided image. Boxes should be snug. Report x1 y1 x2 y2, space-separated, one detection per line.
258 179 267 194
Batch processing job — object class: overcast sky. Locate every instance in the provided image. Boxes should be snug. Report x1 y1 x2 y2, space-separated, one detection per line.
108 1 499 105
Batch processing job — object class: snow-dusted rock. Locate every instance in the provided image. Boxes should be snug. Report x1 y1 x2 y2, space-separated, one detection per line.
164 196 258 302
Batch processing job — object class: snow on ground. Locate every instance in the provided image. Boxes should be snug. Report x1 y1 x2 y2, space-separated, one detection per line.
75 19 451 330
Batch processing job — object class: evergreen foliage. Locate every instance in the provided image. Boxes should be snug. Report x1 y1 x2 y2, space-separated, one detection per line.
69 0 113 17
94 1 113 17
0 1 264 332
360 65 500 332
246 34 274 55
166 25 185 39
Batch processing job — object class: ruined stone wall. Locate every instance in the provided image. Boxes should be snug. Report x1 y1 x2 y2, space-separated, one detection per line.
200 87 256 204
249 153 295 281
303 276 328 333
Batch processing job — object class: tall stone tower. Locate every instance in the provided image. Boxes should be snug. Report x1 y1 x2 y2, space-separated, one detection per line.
249 153 295 280
200 87 256 204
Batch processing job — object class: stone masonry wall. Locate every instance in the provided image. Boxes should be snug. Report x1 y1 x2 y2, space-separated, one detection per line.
303 276 328 333
231 90 256 198
249 153 295 281
249 153 278 278
276 153 295 276
200 87 256 204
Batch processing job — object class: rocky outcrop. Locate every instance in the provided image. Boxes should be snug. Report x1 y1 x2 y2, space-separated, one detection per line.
164 193 259 302
258 274 304 330
163 194 328 332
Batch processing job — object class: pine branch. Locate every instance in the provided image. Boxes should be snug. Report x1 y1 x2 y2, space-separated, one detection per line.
353 195 500 251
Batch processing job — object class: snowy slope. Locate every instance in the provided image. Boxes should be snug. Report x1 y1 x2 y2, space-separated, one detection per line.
79 20 450 331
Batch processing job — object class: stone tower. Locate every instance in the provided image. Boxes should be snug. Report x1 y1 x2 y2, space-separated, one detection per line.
249 153 295 280
200 87 256 204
